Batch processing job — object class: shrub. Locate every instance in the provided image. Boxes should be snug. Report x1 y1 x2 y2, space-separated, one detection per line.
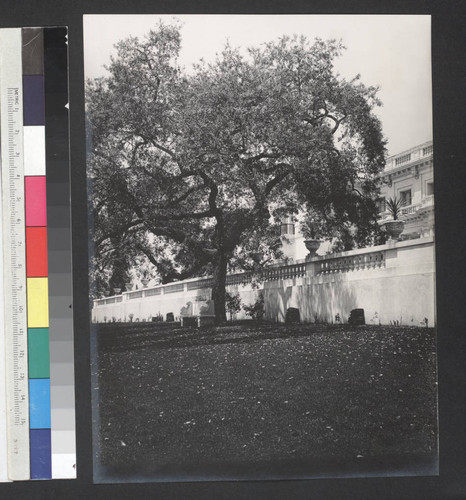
244 292 265 321
225 292 242 321
386 197 403 220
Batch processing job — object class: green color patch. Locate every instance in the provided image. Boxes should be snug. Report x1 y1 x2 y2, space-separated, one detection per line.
28 328 50 378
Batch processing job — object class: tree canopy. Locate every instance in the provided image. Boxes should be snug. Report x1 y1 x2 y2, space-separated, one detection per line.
87 21 386 320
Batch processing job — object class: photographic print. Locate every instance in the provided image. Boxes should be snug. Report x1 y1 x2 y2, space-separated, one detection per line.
84 15 437 483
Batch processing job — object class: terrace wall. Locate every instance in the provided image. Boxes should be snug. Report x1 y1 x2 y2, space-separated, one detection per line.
92 236 436 327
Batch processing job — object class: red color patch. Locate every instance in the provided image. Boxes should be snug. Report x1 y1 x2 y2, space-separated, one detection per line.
26 226 48 277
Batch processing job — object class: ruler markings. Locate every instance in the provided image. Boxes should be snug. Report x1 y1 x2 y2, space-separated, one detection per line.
0 29 30 480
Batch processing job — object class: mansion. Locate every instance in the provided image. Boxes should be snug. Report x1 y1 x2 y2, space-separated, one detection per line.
378 140 434 239
280 140 434 261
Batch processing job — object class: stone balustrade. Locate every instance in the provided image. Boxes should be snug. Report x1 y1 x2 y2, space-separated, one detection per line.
400 204 419 216
384 140 433 172
316 251 385 274
92 236 436 327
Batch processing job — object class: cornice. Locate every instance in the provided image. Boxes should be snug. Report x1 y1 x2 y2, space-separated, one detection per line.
380 156 433 186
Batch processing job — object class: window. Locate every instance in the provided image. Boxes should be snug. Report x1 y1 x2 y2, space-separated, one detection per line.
426 182 434 196
399 189 412 207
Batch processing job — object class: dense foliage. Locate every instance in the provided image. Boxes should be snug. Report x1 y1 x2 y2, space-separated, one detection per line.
87 22 386 320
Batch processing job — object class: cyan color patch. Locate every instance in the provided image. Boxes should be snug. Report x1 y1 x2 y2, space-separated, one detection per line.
29 378 51 429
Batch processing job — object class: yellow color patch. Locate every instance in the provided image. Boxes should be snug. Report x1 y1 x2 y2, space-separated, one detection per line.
27 278 49 328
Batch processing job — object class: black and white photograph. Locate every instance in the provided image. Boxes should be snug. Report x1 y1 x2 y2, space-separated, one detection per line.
84 15 437 483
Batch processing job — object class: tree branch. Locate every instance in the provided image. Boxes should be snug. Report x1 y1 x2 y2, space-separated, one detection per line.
198 171 220 215
165 183 204 208
95 219 144 248
327 110 347 134
157 210 214 221
264 166 291 196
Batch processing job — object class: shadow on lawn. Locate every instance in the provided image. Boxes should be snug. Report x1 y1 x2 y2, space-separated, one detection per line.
96 321 341 353
93 321 438 483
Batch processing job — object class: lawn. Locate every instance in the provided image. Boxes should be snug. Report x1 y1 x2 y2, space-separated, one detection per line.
92 321 438 481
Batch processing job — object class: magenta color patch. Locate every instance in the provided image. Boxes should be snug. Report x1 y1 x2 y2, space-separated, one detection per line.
25 176 47 226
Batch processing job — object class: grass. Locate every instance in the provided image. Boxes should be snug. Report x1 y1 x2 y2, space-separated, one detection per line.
92 321 438 481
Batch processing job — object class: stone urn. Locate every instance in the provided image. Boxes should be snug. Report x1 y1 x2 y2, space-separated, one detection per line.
125 282 133 292
104 291 110 297
141 278 150 288
304 239 321 259
381 220 404 241
113 287 121 295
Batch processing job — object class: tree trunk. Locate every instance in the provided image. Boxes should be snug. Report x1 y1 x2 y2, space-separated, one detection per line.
211 250 228 323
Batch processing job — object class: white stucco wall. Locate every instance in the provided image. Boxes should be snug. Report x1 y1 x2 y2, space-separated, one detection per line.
92 237 436 327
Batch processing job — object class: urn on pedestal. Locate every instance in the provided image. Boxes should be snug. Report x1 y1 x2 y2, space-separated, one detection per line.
304 239 321 260
379 197 405 241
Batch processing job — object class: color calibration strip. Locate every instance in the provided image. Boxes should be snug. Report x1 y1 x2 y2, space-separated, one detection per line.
0 27 75 481
43 27 76 479
23 28 51 480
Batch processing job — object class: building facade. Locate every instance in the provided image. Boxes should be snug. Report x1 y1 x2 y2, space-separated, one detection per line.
378 140 434 239
280 140 434 261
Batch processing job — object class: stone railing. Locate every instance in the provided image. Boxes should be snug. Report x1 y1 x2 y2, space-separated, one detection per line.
226 273 251 286
187 277 213 290
384 140 433 171
93 241 428 307
421 194 434 208
94 262 310 307
400 204 419 216
95 296 123 306
316 251 385 274
226 263 307 285
399 195 435 217
145 287 162 296
262 262 307 281
92 237 436 327
164 283 185 294
93 255 380 309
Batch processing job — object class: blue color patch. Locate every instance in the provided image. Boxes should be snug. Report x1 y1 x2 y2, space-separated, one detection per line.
30 429 51 479
23 75 45 125
29 378 51 429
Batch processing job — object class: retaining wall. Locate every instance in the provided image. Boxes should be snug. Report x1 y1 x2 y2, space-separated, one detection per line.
92 236 436 326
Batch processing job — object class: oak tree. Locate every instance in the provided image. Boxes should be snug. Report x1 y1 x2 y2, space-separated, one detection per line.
87 22 386 321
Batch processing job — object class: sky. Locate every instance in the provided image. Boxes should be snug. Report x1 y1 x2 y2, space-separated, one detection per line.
83 15 432 156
